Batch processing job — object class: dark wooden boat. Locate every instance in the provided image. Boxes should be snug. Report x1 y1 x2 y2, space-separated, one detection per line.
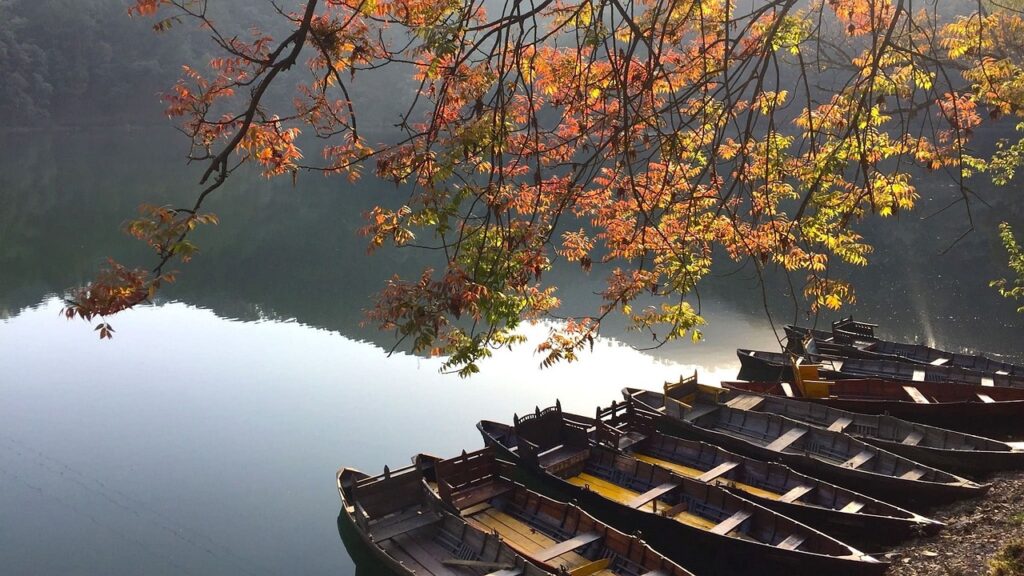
714 385 1024 476
481 402 941 548
479 412 887 576
337 458 552 576
721 378 1024 435
432 448 697 576
738 348 1024 389
785 318 1024 377
623 376 988 506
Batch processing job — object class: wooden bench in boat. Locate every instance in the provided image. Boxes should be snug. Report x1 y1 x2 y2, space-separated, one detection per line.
982 377 995 387
779 382 795 397
840 501 865 513
695 461 739 483
371 510 442 541
827 417 853 432
777 534 806 550
538 445 589 472
902 431 924 446
777 484 814 503
765 428 808 452
841 450 875 469
903 386 930 403
912 370 926 382
900 469 927 480
709 510 752 535
682 403 718 422
930 358 949 366
451 481 513 510
978 393 996 403
625 482 681 509
725 395 764 411
534 532 601 562
567 557 610 576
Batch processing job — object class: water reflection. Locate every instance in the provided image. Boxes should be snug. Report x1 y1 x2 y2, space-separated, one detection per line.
1 127 1023 576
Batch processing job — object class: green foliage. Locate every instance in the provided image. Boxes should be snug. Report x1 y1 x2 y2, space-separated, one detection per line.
990 539 1024 576
991 222 1024 313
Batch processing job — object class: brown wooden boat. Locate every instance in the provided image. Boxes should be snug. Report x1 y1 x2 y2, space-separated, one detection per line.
337 458 552 576
785 318 1024 377
479 413 887 576
623 375 988 506
738 348 1024 389
723 376 1024 435
715 384 1024 476
432 448 697 576
481 403 942 548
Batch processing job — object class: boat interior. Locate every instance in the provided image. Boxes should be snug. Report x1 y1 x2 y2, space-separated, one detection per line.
340 462 545 576
434 448 693 576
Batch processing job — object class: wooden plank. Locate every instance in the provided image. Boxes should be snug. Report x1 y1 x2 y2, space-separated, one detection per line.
978 394 996 403
901 469 927 480
726 395 764 411
534 532 601 562
568 558 610 576
912 370 926 382
840 501 865 513
982 377 995 387
778 485 813 503
930 358 949 366
709 510 752 535
372 512 441 541
624 481 681 509
780 382 795 397
841 450 875 469
695 461 740 483
391 533 451 576
777 534 806 551
568 474 641 506
902 386 930 404
765 428 807 452
486 567 522 576
902 431 924 446
827 417 853 432
443 559 513 570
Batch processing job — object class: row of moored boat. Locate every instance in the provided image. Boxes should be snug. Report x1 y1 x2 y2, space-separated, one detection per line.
337 317 1024 576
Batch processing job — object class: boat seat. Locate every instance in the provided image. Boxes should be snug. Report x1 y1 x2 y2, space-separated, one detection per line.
539 445 589 473
371 511 442 541
777 534 806 550
902 386 930 404
765 428 808 452
827 417 853 432
625 481 681 509
568 558 610 576
901 469 927 480
534 532 601 562
930 358 949 366
977 394 996 404
451 480 513 510
682 403 718 422
841 450 875 469
725 395 764 411
780 382 795 397
982 377 995 387
840 501 865 513
778 484 813 503
709 510 752 535
696 461 740 483
617 432 647 451
902 431 924 446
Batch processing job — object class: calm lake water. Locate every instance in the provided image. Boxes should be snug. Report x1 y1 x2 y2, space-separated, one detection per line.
1 128 1022 575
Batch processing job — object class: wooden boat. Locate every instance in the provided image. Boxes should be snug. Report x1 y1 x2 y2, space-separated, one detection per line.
431 448 697 576
737 349 1024 389
481 403 942 548
623 375 989 506
785 318 1024 377
337 457 552 576
721 377 1024 434
479 412 888 576
714 384 1024 476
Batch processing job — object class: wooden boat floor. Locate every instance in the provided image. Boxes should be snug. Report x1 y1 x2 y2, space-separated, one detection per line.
464 506 589 568
382 532 477 576
568 473 718 531
631 453 781 501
